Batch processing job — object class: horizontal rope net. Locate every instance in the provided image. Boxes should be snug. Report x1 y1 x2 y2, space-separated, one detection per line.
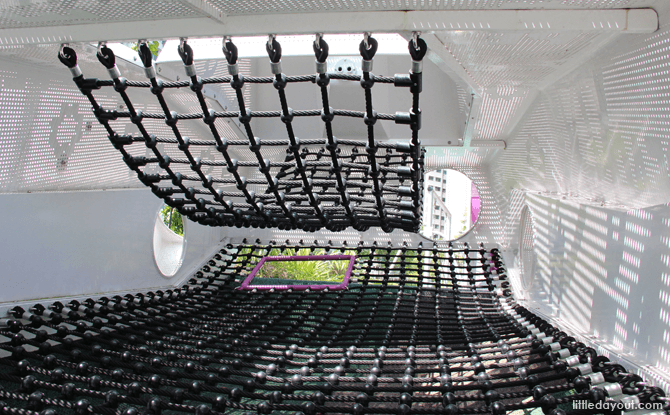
58 35 428 233
1 243 666 415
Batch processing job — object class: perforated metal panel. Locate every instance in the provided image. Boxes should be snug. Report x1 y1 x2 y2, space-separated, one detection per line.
514 194 670 390
208 0 655 15
490 31 670 209
0 42 253 192
518 205 535 290
437 31 602 89
0 0 205 29
0 47 141 192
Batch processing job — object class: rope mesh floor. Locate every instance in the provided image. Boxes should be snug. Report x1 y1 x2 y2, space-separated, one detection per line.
0 244 666 415
57 35 427 233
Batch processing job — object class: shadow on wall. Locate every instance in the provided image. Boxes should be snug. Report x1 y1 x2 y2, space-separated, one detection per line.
522 193 670 381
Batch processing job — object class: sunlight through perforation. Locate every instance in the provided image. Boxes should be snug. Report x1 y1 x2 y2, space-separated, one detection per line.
623 236 645 253
578 248 607 276
582 229 608 251
614 276 631 295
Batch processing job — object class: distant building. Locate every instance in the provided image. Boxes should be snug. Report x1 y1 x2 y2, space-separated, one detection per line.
422 169 452 240
422 169 479 240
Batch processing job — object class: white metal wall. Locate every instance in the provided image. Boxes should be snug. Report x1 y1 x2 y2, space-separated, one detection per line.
503 194 670 390
479 1 670 386
0 189 220 307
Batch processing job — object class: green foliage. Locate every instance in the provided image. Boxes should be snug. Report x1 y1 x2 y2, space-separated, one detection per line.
131 41 161 59
460 211 468 233
232 248 349 283
231 246 462 289
255 249 347 282
160 205 183 236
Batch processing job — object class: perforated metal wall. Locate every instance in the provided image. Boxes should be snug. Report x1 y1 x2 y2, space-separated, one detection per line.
490 18 670 211
0 43 251 192
207 0 654 15
0 1 205 29
517 194 670 390
0 53 139 192
518 205 535 290
476 1 670 386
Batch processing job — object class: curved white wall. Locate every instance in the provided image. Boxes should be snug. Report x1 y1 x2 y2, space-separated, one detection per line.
0 189 220 305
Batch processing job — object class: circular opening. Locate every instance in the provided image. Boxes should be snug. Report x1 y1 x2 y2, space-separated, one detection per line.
419 169 481 241
152 204 186 277
519 205 535 290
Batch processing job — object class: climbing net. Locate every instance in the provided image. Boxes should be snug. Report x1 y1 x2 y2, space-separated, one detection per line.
58 34 427 233
0 244 666 415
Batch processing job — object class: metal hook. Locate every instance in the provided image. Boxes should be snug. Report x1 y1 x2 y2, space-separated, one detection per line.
314 33 323 49
268 34 276 49
222 36 230 53
412 31 421 49
179 37 187 53
59 43 70 57
364 32 371 50
96 41 106 53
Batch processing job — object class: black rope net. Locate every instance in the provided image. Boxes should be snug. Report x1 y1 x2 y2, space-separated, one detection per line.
57 34 428 233
1 244 666 415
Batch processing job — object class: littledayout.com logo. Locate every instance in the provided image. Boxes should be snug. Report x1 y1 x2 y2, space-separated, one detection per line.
573 400 664 412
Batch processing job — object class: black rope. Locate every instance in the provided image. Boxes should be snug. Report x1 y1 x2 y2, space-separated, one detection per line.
58 36 424 232
315 37 356 231
359 34 387 232
1 244 663 415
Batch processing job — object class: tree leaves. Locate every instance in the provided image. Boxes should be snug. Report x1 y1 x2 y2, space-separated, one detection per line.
160 205 184 236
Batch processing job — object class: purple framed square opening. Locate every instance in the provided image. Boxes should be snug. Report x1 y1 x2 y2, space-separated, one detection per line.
238 255 356 291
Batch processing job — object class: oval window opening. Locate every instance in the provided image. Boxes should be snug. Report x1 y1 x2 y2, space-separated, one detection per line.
153 205 185 277
420 169 480 241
